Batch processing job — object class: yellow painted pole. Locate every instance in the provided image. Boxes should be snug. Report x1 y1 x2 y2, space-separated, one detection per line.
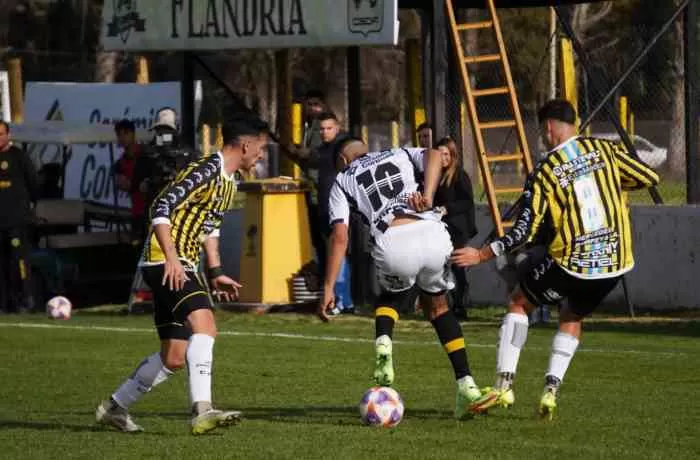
7 55 23 123
292 103 303 145
135 55 150 84
619 96 628 133
629 111 635 138
390 121 399 148
406 39 426 146
361 125 369 145
215 122 223 151
201 124 211 156
560 38 578 125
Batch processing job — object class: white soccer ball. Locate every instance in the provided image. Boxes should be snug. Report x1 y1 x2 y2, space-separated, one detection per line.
359 386 404 427
46 296 72 320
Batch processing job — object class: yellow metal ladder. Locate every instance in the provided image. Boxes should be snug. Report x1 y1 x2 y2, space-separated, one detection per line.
446 0 533 237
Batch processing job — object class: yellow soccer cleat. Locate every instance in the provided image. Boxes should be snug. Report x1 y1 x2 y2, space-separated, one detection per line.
373 336 395 387
455 383 482 420
539 390 557 421
468 387 515 415
191 409 242 435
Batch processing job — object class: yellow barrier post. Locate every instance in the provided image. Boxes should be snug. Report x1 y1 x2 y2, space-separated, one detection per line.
361 125 369 145
390 121 399 148
619 96 628 133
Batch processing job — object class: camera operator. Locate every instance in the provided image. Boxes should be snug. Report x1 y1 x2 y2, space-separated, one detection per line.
133 108 199 213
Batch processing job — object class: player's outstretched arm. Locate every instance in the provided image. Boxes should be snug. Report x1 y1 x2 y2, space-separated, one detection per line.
204 234 241 303
610 142 661 191
319 223 349 322
422 148 444 207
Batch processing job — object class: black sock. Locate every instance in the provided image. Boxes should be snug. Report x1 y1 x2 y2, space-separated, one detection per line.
375 305 398 339
431 310 471 380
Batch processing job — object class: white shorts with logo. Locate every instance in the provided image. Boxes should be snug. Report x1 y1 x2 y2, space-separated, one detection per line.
372 219 455 293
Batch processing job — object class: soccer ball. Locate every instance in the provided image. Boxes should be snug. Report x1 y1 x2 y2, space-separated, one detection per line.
359 386 404 427
46 296 72 320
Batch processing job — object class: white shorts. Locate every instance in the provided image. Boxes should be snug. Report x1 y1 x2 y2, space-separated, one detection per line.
372 219 455 293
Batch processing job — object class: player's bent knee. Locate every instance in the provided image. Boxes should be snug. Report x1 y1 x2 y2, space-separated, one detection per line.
420 290 448 320
186 307 217 337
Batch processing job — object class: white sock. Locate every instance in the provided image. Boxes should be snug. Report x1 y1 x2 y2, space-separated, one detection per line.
546 332 579 383
187 333 215 406
112 352 174 409
495 313 529 388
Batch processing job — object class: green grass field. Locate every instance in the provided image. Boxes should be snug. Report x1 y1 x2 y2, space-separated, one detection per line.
1 310 698 459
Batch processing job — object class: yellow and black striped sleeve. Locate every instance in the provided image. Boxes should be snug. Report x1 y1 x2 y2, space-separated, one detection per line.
609 141 660 191
150 158 219 226
491 169 549 256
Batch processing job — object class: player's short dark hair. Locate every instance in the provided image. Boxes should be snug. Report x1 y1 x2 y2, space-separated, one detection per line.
0 120 9 133
317 111 338 123
305 89 325 100
538 99 577 125
114 118 135 133
333 134 362 156
416 122 432 132
221 116 269 146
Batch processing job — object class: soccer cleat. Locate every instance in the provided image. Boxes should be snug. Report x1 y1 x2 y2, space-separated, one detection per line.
539 389 557 421
454 383 482 420
95 400 144 433
191 409 242 435
468 387 515 415
373 335 394 387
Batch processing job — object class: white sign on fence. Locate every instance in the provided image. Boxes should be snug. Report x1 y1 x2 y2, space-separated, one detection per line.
24 82 181 208
102 0 399 51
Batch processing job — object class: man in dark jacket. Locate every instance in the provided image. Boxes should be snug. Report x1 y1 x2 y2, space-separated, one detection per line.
0 121 38 313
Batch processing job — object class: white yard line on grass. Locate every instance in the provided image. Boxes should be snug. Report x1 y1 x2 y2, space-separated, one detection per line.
0 321 689 357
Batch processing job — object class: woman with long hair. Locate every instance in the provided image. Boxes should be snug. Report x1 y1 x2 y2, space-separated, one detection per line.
434 137 477 319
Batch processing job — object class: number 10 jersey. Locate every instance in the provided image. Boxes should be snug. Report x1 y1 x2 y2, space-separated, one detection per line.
328 148 436 239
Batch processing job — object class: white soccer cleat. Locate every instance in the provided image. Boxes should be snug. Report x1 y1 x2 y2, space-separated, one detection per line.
374 335 395 387
191 409 242 435
95 400 144 433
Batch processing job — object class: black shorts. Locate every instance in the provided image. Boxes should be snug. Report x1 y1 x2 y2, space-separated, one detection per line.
141 264 213 340
517 253 621 317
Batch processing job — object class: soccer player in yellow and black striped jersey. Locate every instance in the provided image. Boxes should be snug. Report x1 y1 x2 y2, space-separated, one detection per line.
451 99 659 419
96 117 268 435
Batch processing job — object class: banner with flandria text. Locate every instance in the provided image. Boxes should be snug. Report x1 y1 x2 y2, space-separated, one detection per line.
102 0 399 50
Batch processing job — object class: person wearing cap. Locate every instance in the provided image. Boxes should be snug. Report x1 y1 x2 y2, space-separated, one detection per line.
451 99 660 420
133 108 198 213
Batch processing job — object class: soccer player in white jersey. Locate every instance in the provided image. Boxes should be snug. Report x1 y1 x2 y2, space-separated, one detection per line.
319 138 483 419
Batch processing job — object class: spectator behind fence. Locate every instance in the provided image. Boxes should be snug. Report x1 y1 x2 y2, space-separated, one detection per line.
113 119 146 244
416 122 433 149
434 137 477 320
0 120 38 314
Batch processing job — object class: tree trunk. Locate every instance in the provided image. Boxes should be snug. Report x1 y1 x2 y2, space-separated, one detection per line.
94 50 119 83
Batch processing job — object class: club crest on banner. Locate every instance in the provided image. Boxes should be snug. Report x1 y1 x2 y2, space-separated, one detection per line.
348 0 385 37
107 0 146 44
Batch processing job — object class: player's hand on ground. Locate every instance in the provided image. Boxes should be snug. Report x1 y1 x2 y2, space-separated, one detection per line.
450 247 482 267
318 289 335 323
211 275 242 302
162 258 189 291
